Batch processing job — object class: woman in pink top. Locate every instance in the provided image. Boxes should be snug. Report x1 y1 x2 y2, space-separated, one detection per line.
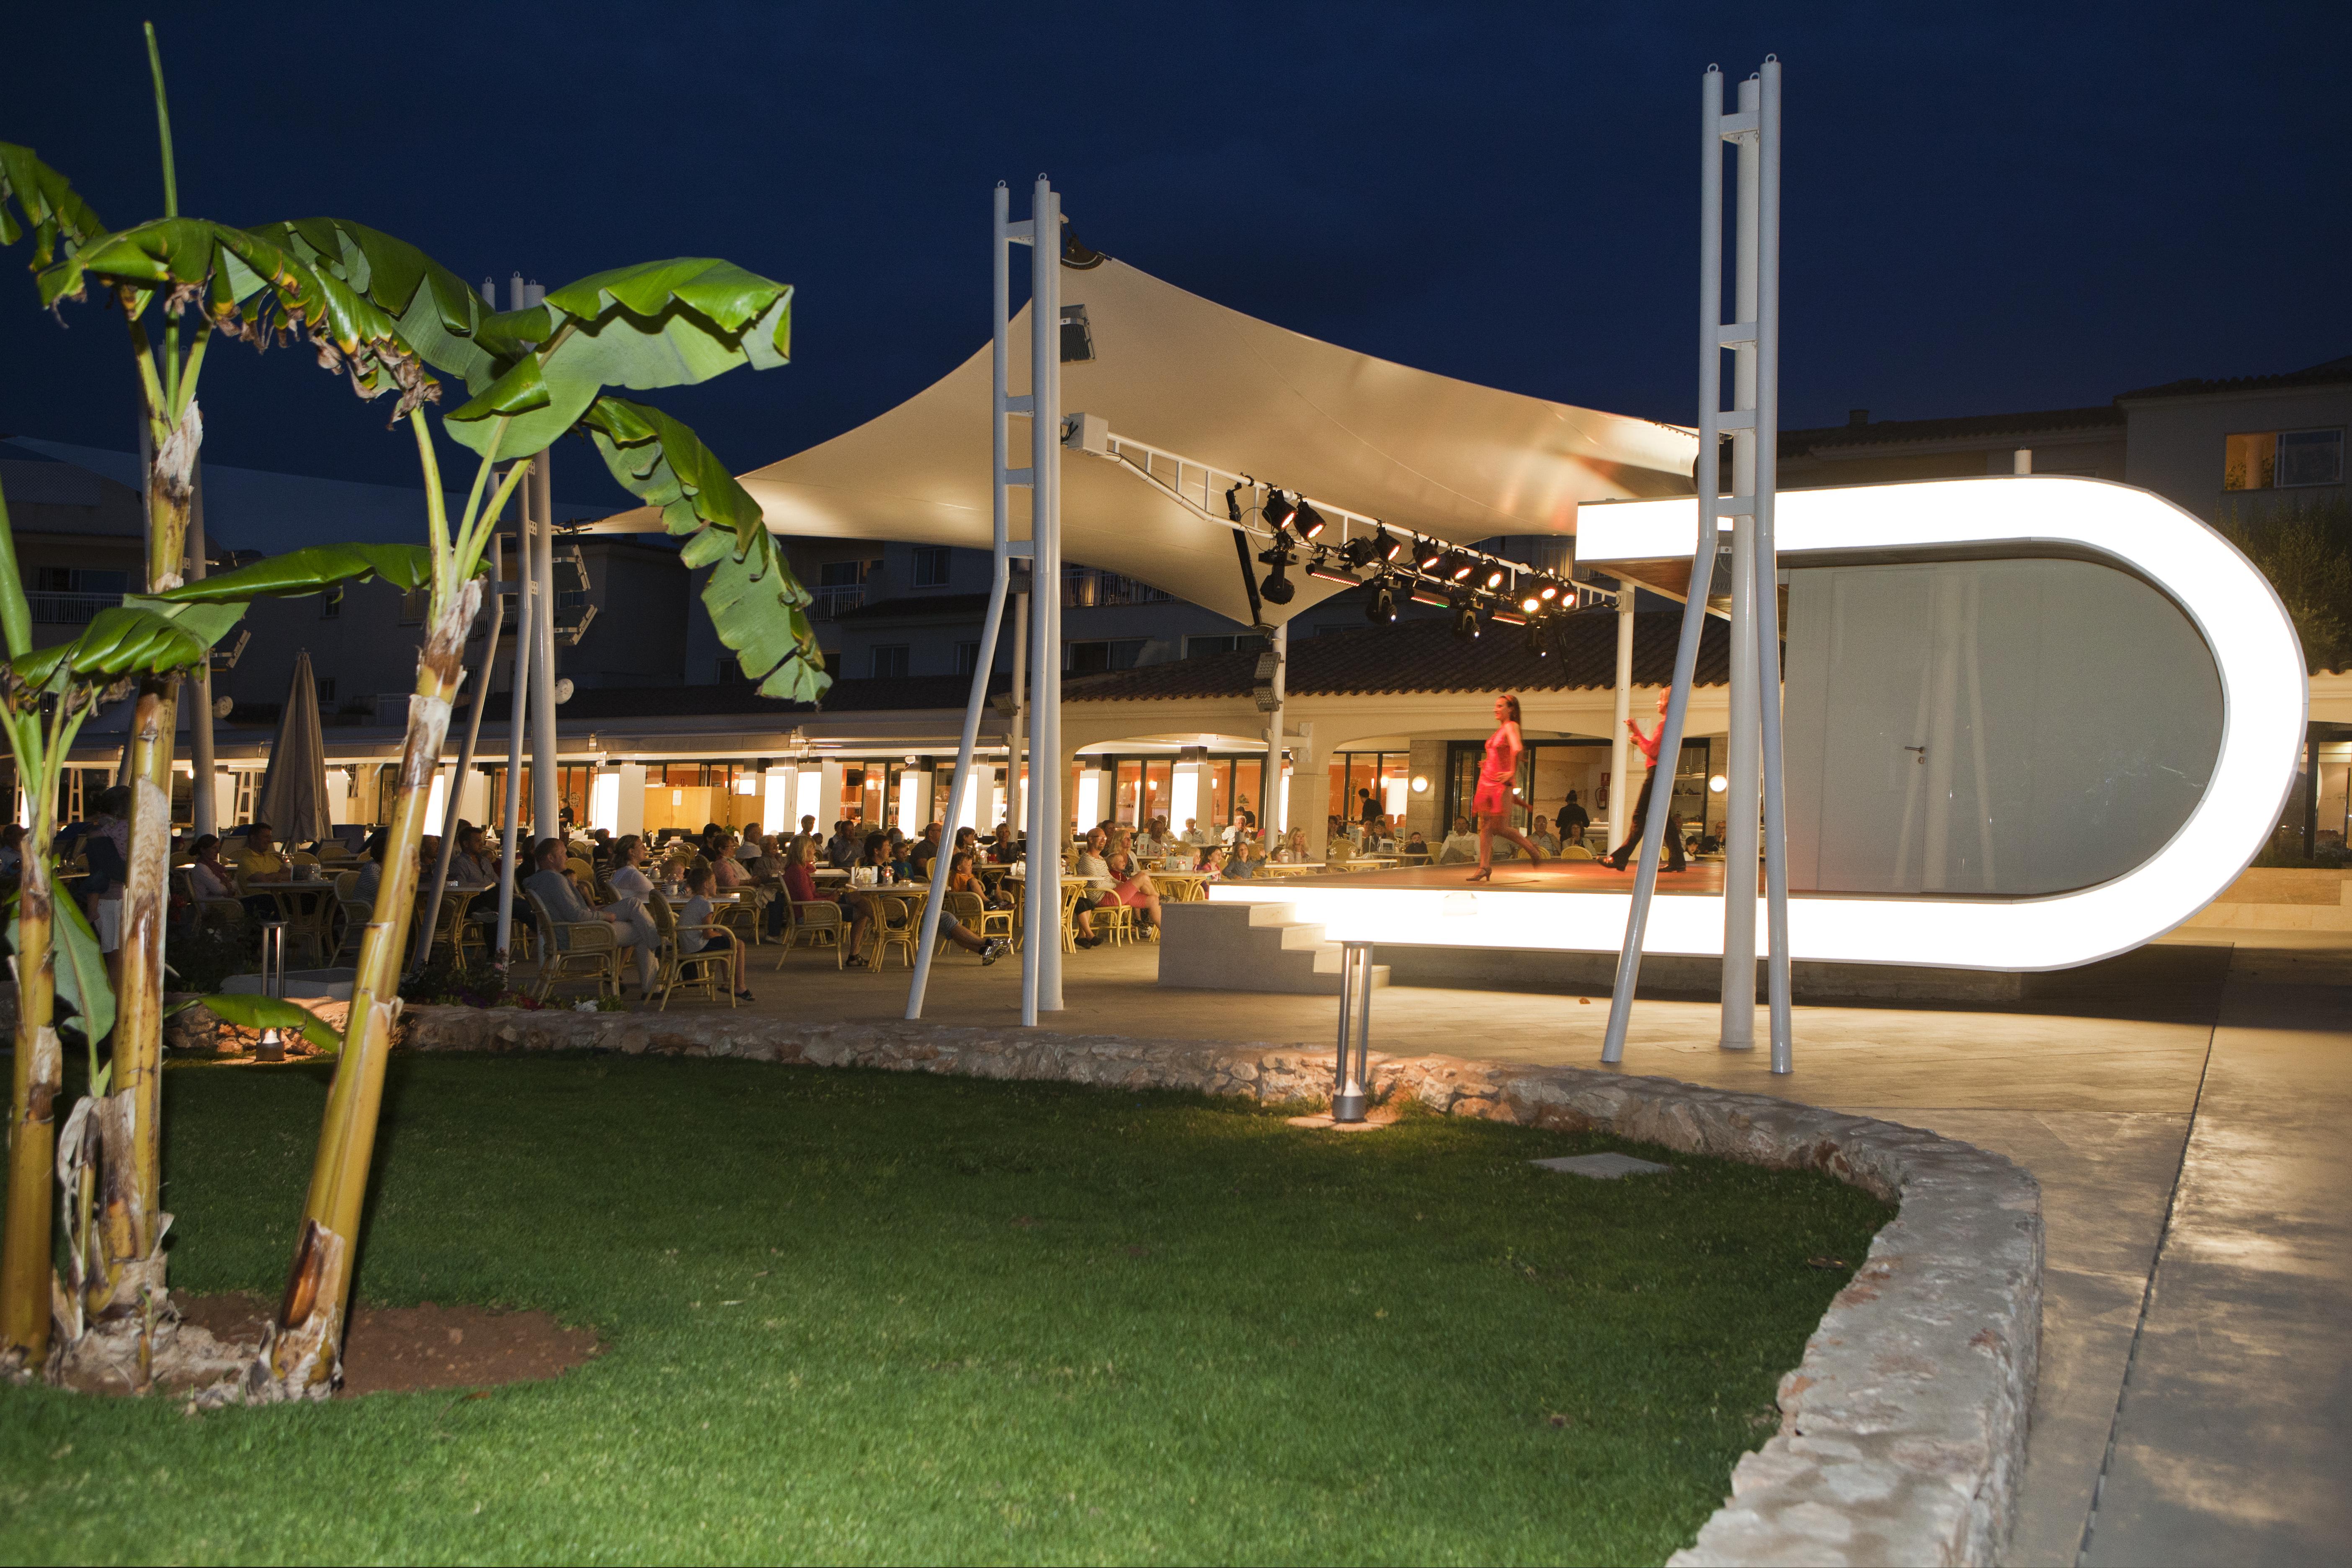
1468 693 1545 881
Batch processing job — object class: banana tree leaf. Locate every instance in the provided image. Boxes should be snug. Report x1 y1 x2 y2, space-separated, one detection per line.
11 606 219 686
9 891 117 1047
250 218 528 396
150 543 443 604
118 596 246 646
582 397 825 700
36 218 433 414
442 260 791 460
0 142 106 271
185 993 340 1054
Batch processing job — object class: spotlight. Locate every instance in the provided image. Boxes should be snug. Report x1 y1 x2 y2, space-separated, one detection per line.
1371 526 1405 564
1306 549 1360 587
1365 577 1398 623
1262 489 1300 533
1442 551 1475 583
1537 577 1564 604
1478 562 1509 592
1414 538 1448 575
1292 498 1328 542
1341 534 1382 570
1519 591 1545 617
1258 539 1297 604
1450 596 1481 642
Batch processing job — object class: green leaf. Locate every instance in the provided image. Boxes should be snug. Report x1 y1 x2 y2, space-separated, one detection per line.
0 142 106 272
119 595 246 646
149 543 442 603
9 892 119 1048
582 397 827 700
10 606 220 686
250 218 526 395
36 217 436 415
441 353 595 461
187 993 341 1054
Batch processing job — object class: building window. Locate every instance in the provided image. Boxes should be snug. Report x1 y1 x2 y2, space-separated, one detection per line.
320 588 342 619
716 657 748 685
872 644 910 678
34 567 127 594
2226 428 2346 491
1184 634 1250 658
1066 637 1146 675
400 587 428 625
812 559 869 619
954 641 981 676
913 547 952 588
318 678 337 702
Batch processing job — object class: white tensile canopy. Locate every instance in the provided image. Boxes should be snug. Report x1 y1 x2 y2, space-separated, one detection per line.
590 255 1698 625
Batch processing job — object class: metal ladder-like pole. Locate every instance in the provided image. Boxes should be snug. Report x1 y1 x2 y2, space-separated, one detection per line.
1719 72 1764 1051
1753 59 1794 1070
1602 65 1732 1067
907 182 1024 1018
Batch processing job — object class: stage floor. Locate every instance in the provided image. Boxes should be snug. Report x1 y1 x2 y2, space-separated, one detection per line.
1264 859 1746 896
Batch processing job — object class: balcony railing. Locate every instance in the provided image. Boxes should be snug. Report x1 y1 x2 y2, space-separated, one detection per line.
1063 568 1171 609
809 583 867 619
28 591 121 626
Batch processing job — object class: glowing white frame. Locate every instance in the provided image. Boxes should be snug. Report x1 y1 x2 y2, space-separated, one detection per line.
1208 477 2308 970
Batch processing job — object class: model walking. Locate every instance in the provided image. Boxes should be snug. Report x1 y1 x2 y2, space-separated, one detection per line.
1603 689 1687 873
1468 693 1545 881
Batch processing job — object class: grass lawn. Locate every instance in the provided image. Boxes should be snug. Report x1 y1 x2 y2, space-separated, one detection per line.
0 1054 1888 1565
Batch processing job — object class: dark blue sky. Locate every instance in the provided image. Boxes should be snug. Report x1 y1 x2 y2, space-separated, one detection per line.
4 3 2346 507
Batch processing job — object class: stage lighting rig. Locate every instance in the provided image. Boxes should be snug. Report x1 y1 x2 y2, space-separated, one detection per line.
1306 548 1361 587
1257 537 1297 604
1449 595 1482 642
1262 488 1301 534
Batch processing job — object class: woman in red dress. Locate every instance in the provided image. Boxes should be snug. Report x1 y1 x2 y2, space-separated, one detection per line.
1469 693 1545 881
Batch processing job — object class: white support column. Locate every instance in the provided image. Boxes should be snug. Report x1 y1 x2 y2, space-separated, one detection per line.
815 759 843 833
1720 72 1764 1050
1261 623 1287 848
1753 56 1793 1071
1603 64 1733 1067
1609 596 1634 851
1024 176 1065 1017
1010 581 1029 830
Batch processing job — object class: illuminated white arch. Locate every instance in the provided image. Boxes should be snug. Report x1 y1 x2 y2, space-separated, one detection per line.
1209 477 2307 970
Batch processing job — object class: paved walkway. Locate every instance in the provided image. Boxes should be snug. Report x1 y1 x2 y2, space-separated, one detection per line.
606 926 2352 1564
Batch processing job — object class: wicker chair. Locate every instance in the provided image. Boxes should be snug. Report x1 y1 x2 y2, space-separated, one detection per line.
646 890 732 1008
861 890 919 972
523 887 622 1001
776 896 845 968
936 890 988 958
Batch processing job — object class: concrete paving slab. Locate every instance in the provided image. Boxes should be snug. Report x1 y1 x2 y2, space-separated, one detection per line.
2081 979 2352 1567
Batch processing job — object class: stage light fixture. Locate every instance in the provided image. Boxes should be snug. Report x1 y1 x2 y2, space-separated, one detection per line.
1441 550 1475 583
1340 535 1382 570
1479 562 1509 591
1372 526 1405 563
1538 577 1564 603
1263 489 1300 533
1365 577 1398 622
1449 596 1481 641
1257 540 1297 604
1409 585 1453 608
1292 499 1328 541
1307 549 1361 587
1524 616 1551 657
1519 591 1545 616
1414 538 1447 575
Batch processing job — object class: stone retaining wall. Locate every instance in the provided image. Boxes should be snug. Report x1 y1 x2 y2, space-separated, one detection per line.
399 1004 2040 1566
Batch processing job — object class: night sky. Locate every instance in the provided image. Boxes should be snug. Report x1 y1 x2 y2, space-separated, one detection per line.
4 3 2347 511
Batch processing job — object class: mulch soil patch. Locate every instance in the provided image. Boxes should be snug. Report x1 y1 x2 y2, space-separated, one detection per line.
172 1292 602 1397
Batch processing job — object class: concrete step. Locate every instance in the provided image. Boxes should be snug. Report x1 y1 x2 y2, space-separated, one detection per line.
1156 900 1391 995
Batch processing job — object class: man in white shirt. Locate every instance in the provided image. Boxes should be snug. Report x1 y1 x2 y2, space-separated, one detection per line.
1180 818 1209 846
1437 816 1481 864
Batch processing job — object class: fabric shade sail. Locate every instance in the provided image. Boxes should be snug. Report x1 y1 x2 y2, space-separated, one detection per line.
255 648 331 845
587 253 1697 625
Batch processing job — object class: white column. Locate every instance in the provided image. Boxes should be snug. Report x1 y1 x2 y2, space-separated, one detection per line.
529 450 560 841
1025 177 1065 1015
816 759 844 832
1010 584 1029 830
1609 596 1634 850
1260 622 1287 846
1721 72 1763 1049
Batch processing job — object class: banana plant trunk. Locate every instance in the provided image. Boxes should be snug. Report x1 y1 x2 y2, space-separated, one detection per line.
254 576 479 1398
96 400 198 1332
2 806 63 1368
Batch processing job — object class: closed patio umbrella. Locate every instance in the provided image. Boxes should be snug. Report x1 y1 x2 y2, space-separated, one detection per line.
255 649 330 846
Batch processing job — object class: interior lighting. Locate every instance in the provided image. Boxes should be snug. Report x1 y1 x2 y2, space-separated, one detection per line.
1410 775 1429 793
1708 774 1728 793
1449 596 1481 641
1365 578 1398 622
1291 499 1328 542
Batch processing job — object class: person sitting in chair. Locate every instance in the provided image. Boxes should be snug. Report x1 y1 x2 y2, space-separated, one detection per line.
676 863 753 999
525 838 658 994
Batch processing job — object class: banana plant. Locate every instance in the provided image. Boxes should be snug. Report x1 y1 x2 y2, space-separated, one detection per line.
146 231 820 1398
0 479 248 1371
2 31 435 1360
